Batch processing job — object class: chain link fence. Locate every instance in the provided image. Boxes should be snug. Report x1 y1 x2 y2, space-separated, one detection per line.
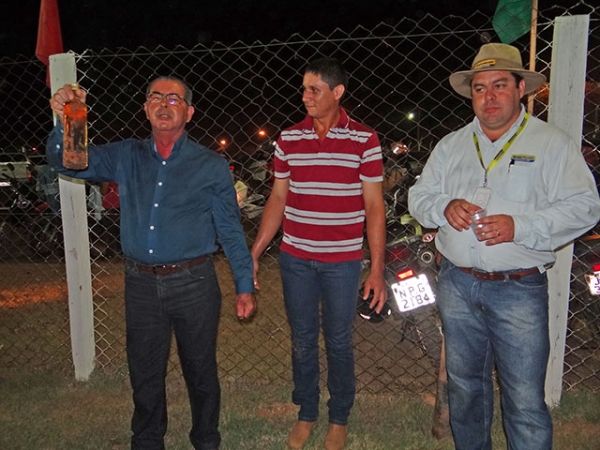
1 2 599 395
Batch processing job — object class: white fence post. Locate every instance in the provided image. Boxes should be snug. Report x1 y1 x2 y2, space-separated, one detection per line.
545 14 590 407
49 52 95 381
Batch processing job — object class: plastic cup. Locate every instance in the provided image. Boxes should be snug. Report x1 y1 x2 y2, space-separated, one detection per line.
470 209 486 231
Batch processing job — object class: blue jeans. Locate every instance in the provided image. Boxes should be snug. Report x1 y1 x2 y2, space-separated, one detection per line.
279 251 362 425
437 258 553 450
124 258 222 450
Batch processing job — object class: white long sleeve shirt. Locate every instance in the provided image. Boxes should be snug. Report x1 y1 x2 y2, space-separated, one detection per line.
408 106 600 272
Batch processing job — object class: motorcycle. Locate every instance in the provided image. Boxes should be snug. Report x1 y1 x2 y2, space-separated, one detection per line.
570 229 600 348
357 214 441 364
381 149 426 223
0 163 62 259
356 213 451 439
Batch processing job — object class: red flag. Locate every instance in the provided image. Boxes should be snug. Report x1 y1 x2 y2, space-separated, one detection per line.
36 0 64 87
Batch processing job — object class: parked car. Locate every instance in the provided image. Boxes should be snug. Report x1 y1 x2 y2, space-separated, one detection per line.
0 152 32 182
0 153 35 215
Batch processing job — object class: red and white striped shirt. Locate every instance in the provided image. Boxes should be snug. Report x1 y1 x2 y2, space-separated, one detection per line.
274 108 383 262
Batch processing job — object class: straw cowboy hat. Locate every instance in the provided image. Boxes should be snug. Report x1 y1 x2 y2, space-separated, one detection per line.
449 43 546 99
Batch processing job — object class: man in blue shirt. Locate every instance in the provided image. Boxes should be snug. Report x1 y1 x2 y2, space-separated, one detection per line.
409 43 600 450
48 76 256 450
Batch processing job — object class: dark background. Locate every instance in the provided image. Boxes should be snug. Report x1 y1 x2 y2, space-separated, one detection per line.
2 0 505 58
0 0 591 156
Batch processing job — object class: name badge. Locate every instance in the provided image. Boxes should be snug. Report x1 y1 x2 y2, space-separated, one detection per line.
472 187 491 209
510 154 536 167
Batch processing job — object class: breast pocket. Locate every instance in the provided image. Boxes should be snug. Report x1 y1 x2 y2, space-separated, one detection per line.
499 164 536 203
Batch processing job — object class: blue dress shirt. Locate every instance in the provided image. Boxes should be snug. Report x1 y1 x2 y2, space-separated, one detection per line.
47 125 254 294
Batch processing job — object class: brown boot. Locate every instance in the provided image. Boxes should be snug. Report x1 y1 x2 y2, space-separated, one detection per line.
324 424 347 450
287 420 315 449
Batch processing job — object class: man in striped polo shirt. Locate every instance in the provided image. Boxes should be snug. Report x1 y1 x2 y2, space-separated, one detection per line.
251 58 387 450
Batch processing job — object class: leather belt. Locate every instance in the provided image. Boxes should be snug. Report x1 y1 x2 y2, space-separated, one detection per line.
131 255 209 275
457 266 541 281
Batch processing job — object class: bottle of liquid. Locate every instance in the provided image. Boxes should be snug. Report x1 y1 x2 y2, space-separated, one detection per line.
63 83 88 170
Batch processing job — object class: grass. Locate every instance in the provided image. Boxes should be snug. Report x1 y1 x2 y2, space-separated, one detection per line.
1 367 600 449
2 258 600 448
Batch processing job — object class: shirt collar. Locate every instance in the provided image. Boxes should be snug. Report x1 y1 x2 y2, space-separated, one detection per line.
151 132 188 157
301 107 350 131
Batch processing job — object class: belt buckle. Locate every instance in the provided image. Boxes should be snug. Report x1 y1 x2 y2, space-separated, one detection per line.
137 256 207 275
471 269 489 280
160 264 178 275
148 263 175 275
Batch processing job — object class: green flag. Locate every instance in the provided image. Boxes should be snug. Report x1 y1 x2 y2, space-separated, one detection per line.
493 0 532 44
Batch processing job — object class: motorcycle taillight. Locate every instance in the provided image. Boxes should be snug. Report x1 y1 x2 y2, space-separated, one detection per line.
396 268 415 280
385 244 412 262
593 263 600 272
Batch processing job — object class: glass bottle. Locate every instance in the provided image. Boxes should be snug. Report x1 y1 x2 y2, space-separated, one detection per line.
63 83 88 170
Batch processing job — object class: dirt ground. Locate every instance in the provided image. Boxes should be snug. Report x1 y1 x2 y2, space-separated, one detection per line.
1 257 600 447
0 255 438 392
0 255 599 397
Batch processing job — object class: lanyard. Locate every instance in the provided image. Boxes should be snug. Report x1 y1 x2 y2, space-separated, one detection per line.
473 113 529 187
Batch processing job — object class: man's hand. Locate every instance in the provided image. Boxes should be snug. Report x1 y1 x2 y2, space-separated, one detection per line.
363 271 387 313
473 213 515 246
49 84 87 124
444 199 481 231
236 293 256 321
444 199 514 245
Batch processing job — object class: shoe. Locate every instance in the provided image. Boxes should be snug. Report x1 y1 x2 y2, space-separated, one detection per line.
287 420 315 449
324 424 347 450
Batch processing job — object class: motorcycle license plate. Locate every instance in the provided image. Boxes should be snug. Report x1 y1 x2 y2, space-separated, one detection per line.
391 274 435 312
585 272 600 296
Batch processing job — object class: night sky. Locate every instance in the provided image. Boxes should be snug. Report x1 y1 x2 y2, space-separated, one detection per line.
1 0 501 58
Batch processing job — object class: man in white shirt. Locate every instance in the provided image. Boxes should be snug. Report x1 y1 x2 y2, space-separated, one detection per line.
409 43 600 450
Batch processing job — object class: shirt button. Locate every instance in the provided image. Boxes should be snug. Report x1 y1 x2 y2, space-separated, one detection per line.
150 226 154 230
56 144 60 148
149 249 153 254
158 182 163 186
162 161 166 165
154 203 158 207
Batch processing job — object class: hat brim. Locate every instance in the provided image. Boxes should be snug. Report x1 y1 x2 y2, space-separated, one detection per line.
449 69 546 99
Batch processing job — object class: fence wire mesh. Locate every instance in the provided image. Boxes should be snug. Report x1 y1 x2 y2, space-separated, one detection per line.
1 2 599 395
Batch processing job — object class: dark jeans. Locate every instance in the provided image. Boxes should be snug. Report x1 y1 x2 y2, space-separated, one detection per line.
279 251 361 425
125 257 222 450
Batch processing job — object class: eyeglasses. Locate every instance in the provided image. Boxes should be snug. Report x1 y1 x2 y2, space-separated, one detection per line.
147 91 188 106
